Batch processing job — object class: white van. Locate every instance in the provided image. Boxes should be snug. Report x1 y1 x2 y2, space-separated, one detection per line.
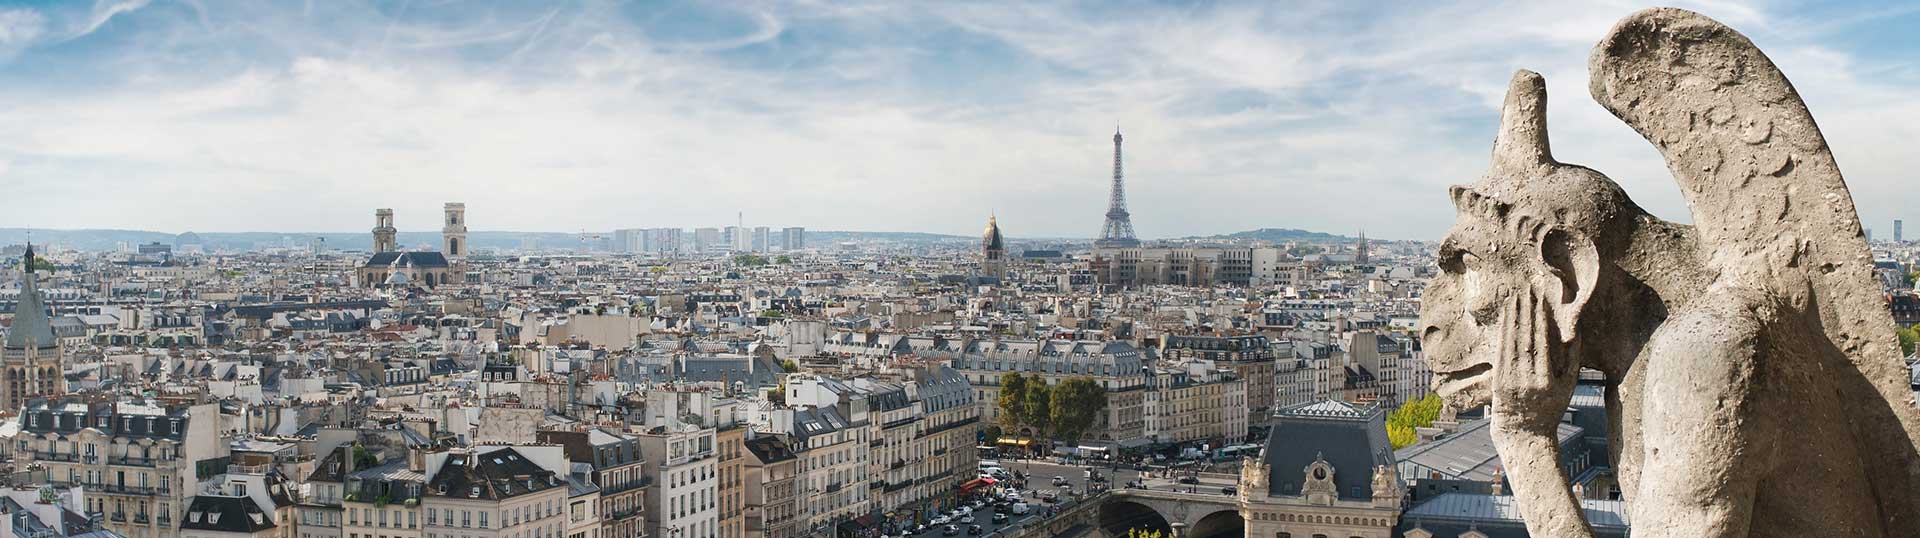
1010 502 1031 515
977 460 1002 470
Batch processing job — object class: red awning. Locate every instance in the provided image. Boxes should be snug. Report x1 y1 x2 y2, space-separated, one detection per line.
959 478 991 491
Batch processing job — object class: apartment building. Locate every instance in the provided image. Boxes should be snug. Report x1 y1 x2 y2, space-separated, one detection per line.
742 435 799 538
635 389 720 538
535 428 648 538
21 399 225 538
421 447 572 538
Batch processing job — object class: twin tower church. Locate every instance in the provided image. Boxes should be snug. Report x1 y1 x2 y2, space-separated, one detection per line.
355 202 470 288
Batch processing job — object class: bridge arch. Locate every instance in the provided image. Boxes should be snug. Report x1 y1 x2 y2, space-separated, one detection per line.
1099 500 1171 537
1188 509 1244 538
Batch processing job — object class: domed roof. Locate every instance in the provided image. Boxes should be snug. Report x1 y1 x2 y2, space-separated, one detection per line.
981 215 1004 252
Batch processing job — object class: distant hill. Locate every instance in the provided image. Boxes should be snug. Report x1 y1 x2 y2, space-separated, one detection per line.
1195 228 1354 243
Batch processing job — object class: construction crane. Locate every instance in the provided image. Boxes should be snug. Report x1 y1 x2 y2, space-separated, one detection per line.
578 230 604 253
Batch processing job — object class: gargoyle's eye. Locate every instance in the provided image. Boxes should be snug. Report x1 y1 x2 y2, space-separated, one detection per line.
1440 248 1478 275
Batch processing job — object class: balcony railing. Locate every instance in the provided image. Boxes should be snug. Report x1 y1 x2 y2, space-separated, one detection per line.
134 514 150 524
109 457 159 468
96 484 162 496
110 513 126 522
34 451 77 462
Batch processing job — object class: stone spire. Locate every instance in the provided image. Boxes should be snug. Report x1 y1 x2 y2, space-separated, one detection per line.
982 215 1007 281
6 243 56 351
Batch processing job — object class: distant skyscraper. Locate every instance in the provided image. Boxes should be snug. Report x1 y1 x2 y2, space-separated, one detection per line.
661 228 686 253
1896 219 1904 243
752 226 771 252
613 229 639 254
694 228 720 252
781 227 806 250
1096 129 1141 248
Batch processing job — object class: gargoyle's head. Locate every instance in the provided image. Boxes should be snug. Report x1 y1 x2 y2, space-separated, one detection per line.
1420 70 1634 410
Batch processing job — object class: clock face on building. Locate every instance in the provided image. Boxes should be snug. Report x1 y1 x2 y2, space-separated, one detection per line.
1312 467 1327 480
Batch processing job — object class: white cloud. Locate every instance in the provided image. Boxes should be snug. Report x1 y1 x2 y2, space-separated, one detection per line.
0 0 1913 240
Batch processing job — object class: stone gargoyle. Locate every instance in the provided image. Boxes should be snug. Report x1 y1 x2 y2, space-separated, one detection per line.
1418 7 1920 537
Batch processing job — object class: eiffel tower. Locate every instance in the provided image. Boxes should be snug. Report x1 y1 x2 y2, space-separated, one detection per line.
1095 129 1141 248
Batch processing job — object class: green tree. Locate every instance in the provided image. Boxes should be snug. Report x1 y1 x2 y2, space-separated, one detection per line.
1386 394 1445 449
1899 325 1919 357
997 373 1029 429
775 255 792 264
733 254 770 267
21 257 53 272
1022 381 1053 436
1049 377 1108 443
779 359 800 373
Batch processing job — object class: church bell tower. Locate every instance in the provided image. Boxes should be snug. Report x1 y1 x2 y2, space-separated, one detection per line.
443 202 467 284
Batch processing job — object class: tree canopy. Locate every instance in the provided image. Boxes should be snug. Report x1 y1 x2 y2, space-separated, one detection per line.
733 254 770 267
1386 393 1444 449
1899 325 1918 357
1049 377 1109 443
1021 380 1052 434
997 373 1029 430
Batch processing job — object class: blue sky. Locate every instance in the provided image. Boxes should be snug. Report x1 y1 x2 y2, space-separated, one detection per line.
0 0 1915 240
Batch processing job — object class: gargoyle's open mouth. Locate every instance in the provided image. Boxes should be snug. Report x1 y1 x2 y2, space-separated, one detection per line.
1433 363 1492 394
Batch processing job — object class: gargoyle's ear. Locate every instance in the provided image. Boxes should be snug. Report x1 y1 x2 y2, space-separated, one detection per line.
1492 70 1554 173
1537 227 1598 339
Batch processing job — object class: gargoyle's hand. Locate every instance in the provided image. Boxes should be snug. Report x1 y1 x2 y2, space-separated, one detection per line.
1489 289 1580 435
1487 289 1594 538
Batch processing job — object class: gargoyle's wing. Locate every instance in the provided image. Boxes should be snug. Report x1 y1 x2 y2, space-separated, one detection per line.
1590 7 1920 529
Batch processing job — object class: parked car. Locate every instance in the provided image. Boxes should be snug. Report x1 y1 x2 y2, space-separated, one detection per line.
930 515 951 525
1177 476 1200 485
968 525 984 536
959 515 974 524
992 513 1008 523
1222 485 1238 495
1052 476 1068 486
942 525 960 536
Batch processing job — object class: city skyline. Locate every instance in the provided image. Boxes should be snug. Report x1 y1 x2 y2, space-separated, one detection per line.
1 1 1917 239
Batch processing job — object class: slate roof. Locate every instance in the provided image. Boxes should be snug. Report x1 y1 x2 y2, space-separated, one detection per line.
181 495 276 533
1398 493 1629 538
21 399 190 440
427 447 563 501
677 356 781 388
5 245 57 350
1262 400 1392 500
789 406 852 445
1393 418 1583 483
363 251 451 269
745 434 796 465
